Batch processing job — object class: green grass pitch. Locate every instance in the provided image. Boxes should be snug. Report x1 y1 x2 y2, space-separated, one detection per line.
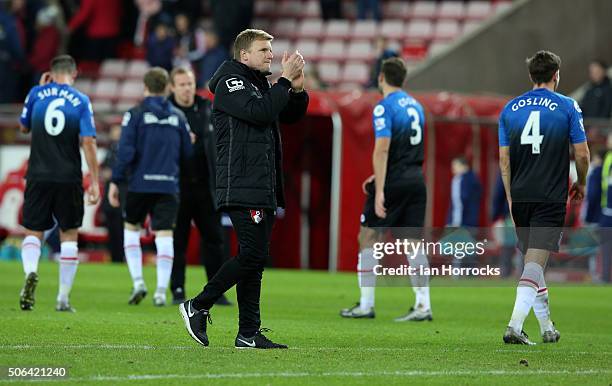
0 260 610 385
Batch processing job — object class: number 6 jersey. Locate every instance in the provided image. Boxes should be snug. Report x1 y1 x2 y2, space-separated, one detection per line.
19 82 96 183
498 88 586 203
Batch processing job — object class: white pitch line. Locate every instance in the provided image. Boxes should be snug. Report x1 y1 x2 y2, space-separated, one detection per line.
0 345 611 356
1 369 611 383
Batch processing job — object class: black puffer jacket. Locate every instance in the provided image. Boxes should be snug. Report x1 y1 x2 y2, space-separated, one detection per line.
209 60 309 209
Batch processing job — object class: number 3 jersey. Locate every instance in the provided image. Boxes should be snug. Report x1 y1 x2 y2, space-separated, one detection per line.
373 90 426 185
20 82 96 183
498 87 586 203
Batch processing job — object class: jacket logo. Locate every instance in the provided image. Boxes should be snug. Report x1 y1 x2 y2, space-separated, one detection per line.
143 112 179 126
250 210 263 224
226 78 245 93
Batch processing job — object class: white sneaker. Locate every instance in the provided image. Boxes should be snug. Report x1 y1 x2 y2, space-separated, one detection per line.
394 307 433 322
153 292 166 307
128 283 147 305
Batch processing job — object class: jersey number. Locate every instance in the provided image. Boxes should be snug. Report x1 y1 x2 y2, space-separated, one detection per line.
407 107 422 145
520 111 543 154
44 99 66 136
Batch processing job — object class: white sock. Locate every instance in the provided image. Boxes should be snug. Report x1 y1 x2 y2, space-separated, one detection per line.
358 248 376 311
58 241 79 303
408 252 431 311
124 229 144 288
534 274 554 334
508 262 542 331
155 236 174 295
21 235 41 276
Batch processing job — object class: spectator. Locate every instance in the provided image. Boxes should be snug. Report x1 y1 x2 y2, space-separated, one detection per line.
146 21 175 72
447 157 481 228
357 0 381 21
173 13 206 70
368 37 398 88
210 0 253 51
492 173 517 277
0 4 24 103
580 60 612 119
101 124 126 264
28 5 63 86
319 0 342 20
68 0 122 61
198 29 228 88
598 134 612 283
133 0 162 47
584 151 603 225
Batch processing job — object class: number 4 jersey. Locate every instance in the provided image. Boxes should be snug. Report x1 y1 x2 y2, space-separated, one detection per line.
498 87 586 203
373 90 426 184
20 82 96 183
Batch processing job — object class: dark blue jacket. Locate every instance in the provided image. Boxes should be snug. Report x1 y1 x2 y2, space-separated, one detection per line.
491 174 509 221
447 170 482 227
112 97 193 194
585 165 602 224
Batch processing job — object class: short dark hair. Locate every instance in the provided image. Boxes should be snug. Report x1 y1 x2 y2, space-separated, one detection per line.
526 50 561 84
144 67 169 94
233 29 273 60
50 55 76 74
452 156 469 167
591 59 608 70
381 57 407 87
169 67 194 85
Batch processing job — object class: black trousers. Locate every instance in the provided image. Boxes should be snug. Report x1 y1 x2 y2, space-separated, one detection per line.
193 207 275 336
171 182 225 292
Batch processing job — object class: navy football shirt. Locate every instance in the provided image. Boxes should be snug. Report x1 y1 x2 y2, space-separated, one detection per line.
372 90 426 183
20 82 96 183
498 88 586 202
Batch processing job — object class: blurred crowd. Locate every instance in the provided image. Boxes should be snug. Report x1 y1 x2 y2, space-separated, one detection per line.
0 0 259 102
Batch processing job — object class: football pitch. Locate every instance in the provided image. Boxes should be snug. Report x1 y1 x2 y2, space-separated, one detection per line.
0 261 610 385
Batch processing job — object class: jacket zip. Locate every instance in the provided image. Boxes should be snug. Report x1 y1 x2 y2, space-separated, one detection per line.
226 116 233 205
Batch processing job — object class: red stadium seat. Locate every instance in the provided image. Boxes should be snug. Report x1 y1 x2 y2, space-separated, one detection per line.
380 20 405 40
346 40 375 61
99 59 127 79
92 79 118 101
303 1 320 18
325 20 351 40
254 0 275 17
277 0 303 18
295 39 320 61
297 19 324 39
317 61 341 85
406 19 434 40
437 1 466 20
126 60 149 79
319 40 346 61
341 63 370 85
272 19 297 39
118 79 144 102
351 20 378 40
465 1 492 20
73 79 93 95
433 20 461 41
410 1 438 19
383 1 411 20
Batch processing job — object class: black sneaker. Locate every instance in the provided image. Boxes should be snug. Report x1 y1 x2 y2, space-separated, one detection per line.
503 326 536 345
128 283 147 305
20 272 39 311
235 328 288 349
172 287 186 305
179 299 211 347
215 294 232 306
